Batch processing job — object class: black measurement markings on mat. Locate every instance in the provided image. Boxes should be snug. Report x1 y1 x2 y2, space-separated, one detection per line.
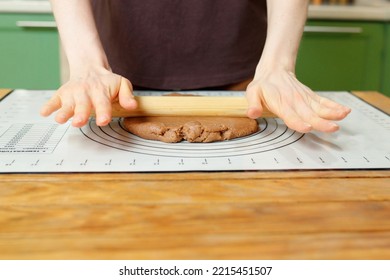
0 123 69 153
79 118 304 158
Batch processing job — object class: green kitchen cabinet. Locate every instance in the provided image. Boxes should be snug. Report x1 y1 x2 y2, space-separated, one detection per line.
382 23 390 97
296 20 385 95
0 13 60 89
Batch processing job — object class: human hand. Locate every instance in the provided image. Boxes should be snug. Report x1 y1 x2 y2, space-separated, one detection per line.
40 66 137 127
245 69 351 133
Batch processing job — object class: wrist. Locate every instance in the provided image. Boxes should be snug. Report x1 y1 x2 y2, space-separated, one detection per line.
67 51 110 72
257 44 298 71
255 56 296 78
68 62 112 80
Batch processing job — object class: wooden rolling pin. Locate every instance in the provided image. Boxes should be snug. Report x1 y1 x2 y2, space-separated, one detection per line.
110 96 275 117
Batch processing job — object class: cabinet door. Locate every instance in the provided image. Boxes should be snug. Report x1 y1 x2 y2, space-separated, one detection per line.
296 21 384 92
0 14 60 89
382 24 390 97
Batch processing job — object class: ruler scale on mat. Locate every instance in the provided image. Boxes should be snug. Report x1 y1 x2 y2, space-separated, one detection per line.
0 90 389 173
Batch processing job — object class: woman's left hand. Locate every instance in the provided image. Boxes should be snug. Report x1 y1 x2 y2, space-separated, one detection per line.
245 69 351 133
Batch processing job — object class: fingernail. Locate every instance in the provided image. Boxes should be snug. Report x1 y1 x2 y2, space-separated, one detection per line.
247 107 262 119
40 109 47 116
98 115 109 124
129 99 137 108
58 114 67 120
73 116 83 124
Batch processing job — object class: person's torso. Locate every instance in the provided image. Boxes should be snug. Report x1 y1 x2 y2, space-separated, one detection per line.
92 0 267 90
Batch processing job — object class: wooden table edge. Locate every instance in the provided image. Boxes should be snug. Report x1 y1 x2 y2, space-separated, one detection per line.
0 89 12 99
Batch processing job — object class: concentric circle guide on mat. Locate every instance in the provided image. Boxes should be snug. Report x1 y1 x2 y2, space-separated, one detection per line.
0 90 389 173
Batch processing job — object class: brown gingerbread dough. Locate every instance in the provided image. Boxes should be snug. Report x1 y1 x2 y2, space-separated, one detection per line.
123 116 259 143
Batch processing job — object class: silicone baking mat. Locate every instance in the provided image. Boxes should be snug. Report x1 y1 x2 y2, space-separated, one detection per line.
0 90 389 173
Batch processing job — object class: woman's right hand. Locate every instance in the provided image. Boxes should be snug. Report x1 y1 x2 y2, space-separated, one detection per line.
40 66 137 127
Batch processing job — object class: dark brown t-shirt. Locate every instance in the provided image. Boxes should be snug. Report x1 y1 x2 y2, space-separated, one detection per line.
92 0 267 90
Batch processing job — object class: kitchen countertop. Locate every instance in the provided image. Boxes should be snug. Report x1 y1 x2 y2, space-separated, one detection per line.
308 4 390 21
0 1 51 13
1 1 390 21
0 88 389 259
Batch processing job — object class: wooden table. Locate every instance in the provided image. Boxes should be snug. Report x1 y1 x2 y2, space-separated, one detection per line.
0 89 389 260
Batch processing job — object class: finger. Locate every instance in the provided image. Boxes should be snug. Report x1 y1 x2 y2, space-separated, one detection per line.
118 77 137 110
245 86 263 119
92 95 112 126
280 107 313 133
303 115 340 133
286 77 349 122
294 97 340 133
307 94 351 120
317 96 351 120
72 94 92 127
285 83 345 131
55 100 75 124
40 94 61 117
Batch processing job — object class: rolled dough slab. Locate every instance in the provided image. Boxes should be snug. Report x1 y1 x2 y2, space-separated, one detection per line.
123 116 259 143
